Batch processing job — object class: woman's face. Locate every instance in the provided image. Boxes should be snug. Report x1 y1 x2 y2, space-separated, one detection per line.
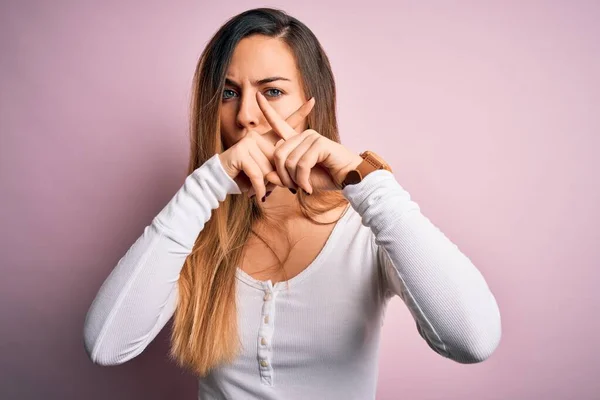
220 34 308 149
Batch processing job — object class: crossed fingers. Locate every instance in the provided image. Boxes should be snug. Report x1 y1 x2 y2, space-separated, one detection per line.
256 94 315 146
251 94 315 189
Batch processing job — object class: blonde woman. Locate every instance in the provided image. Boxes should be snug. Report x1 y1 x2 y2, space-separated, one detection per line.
83 7 501 399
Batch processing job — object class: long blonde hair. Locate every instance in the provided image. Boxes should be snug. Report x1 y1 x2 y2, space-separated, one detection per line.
169 8 348 376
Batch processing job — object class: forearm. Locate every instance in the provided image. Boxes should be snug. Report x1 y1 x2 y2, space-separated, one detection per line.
343 170 501 363
83 154 241 365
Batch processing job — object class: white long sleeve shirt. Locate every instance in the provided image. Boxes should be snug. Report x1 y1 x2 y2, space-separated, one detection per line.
83 153 501 400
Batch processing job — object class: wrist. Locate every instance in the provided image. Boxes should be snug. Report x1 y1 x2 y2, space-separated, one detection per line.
336 154 364 190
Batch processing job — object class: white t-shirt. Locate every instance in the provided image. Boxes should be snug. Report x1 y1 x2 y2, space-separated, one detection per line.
83 153 501 399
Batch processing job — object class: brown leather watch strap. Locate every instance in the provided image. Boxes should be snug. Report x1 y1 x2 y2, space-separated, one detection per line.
341 159 377 189
341 151 391 189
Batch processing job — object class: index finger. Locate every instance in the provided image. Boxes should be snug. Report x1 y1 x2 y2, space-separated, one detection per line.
284 96 315 134
257 92 314 141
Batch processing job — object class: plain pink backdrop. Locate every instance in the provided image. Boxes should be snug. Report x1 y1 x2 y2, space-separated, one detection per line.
1 1 599 399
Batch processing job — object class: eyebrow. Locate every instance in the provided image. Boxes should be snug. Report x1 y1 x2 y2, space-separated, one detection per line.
225 76 291 87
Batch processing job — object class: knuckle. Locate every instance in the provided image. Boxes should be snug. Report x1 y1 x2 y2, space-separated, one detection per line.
273 150 284 163
297 160 309 170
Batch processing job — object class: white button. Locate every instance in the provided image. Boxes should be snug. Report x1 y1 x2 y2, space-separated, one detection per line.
264 293 271 301
260 360 269 367
261 337 267 346
264 315 269 324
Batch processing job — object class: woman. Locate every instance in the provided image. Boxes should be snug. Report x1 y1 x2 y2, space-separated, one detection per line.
83 7 501 399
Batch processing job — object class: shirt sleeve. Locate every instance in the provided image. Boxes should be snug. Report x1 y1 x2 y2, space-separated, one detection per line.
342 169 502 364
83 153 241 366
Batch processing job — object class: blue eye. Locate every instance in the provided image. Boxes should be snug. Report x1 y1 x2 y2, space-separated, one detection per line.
223 89 237 100
264 88 283 98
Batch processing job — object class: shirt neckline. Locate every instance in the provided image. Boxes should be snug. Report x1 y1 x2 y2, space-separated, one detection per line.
235 203 353 292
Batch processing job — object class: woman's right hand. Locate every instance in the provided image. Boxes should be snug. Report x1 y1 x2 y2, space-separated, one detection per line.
218 98 315 201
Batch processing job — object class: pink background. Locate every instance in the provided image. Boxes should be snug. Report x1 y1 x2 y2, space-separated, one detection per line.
1 1 599 399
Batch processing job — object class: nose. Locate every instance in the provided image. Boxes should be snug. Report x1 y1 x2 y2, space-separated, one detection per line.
236 91 262 130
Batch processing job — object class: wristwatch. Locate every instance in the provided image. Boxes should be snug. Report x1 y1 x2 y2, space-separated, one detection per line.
341 150 393 189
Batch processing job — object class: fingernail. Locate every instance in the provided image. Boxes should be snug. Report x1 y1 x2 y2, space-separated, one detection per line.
265 190 273 198
289 188 297 195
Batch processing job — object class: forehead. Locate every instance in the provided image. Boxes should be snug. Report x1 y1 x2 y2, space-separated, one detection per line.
227 35 300 82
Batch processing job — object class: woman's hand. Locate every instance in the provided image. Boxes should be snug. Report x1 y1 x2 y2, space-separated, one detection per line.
257 92 363 195
218 98 315 201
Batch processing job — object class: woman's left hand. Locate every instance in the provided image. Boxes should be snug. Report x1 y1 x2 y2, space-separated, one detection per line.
258 92 363 194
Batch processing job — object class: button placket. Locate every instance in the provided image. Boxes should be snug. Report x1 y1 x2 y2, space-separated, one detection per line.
257 280 278 386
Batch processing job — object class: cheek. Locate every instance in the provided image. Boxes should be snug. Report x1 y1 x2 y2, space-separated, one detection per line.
219 108 235 147
219 106 236 132
273 97 303 121
219 105 231 124
277 99 308 130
